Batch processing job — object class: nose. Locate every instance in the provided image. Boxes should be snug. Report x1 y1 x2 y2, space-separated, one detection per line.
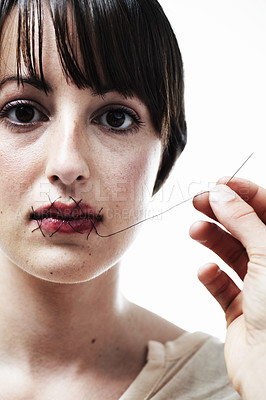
45 119 90 187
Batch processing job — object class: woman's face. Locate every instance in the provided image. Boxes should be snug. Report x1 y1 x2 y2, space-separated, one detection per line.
0 11 161 283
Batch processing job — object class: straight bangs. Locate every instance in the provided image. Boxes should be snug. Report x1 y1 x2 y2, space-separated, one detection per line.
0 0 187 193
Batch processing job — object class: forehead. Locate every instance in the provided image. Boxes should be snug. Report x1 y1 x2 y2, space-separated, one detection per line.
0 6 76 86
0 11 18 77
0 0 168 138
0 1 134 95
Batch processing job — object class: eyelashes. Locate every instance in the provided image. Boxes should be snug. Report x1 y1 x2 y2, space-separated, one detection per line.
0 100 145 134
92 105 145 134
0 100 48 131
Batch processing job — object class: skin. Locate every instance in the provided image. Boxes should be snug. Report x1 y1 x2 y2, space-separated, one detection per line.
191 178 266 399
4 5 266 400
0 8 184 400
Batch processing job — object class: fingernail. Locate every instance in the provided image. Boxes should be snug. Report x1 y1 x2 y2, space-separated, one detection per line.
209 185 236 203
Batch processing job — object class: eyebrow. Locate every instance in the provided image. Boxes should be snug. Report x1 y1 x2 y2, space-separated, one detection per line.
0 76 53 93
0 75 131 99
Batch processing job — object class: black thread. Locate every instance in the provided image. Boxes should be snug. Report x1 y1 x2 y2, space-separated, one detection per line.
92 152 254 238
87 208 103 240
31 206 46 237
93 192 208 238
31 153 253 239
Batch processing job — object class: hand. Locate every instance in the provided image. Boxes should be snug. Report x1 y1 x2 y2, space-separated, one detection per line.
190 177 266 399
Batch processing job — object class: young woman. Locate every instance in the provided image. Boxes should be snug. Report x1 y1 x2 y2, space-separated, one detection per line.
0 0 265 399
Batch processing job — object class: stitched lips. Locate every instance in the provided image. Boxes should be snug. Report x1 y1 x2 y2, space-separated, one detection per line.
31 202 102 235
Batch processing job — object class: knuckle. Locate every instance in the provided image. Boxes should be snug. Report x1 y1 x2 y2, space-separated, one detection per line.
230 205 256 222
208 225 227 251
248 245 266 258
213 280 229 300
226 247 245 266
260 208 266 223
248 252 266 270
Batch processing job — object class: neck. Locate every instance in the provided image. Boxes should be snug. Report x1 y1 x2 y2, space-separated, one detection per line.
0 253 132 374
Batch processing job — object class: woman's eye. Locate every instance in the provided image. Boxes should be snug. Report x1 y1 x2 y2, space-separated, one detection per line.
100 110 134 130
10 105 38 123
92 107 144 133
0 101 48 127
105 111 130 128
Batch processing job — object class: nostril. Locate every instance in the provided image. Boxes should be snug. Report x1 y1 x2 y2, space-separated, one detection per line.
51 175 59 183
50 175 83 183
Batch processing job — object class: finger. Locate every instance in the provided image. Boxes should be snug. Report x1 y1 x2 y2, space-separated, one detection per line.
194 177 266 225
190 221 248 280
225 292 243 327
193 191 218 222
218 177 266 223
209 184 266 250
198 263 241 320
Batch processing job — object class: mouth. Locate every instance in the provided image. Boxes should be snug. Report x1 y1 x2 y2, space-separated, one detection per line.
30 199 103 237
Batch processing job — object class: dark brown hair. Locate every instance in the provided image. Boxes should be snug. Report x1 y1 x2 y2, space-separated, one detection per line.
0 0 187 193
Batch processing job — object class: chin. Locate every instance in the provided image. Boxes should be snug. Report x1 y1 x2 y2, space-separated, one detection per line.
6 240 124 284
0 213 139 284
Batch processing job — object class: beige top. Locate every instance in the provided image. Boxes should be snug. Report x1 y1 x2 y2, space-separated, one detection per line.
120 331 241 400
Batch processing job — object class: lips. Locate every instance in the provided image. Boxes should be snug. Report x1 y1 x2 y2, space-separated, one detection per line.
30 201 103 235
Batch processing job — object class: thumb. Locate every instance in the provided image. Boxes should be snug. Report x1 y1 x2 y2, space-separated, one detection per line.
209 184 266 251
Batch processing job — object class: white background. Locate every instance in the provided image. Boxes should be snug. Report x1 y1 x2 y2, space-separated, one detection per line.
120 0 266 341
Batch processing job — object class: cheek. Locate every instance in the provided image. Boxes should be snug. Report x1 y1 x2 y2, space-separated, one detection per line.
0 145 22 177
0 144 42 206
97 140 161 209
124 149 157 194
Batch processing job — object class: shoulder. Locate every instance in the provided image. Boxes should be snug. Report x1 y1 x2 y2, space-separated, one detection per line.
121 304 241 399
149 332 242 399
123 305 240 400
128 302 185 344
121 330 241 399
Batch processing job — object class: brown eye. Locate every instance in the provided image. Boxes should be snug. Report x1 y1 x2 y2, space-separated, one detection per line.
106 111 126 128
97 109 135 131
15 106 35 123
91 105 144 134
0 100 48 126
